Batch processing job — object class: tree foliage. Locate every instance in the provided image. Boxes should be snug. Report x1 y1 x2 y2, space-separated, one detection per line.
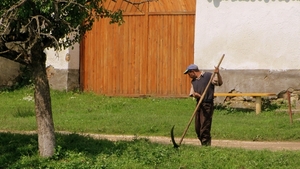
0 0 124 65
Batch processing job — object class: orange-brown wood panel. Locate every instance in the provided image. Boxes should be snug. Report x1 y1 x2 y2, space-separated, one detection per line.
130 16 136 94
123 16 130 94
175 14 182 95
177 14 185 95
102 21 107 94
87 30 92 91
120 21 127 94
113 0 123 12
154 15 160 95
170 14 177 95
99 40 103 94
106 0 115 11
110 24 116 94
120 1 128 12
98 20 104 94
134 17 141 94
129 16 136 94
127 19 132 95
93 23 100 92
110 23 119 94
156 17 161 95
116 23 123 94
80 0 195 97
126 1 135 13
87 23 91 91
83 32 89 91
162 15 170 95
148 16 158 95
170 15 176 95
139 3 148 95
135 16 141 94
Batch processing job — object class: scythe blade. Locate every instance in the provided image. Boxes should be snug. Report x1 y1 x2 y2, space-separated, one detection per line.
171 125 179 148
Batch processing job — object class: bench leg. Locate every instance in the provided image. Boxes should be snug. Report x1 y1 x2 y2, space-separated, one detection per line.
255 96 262 114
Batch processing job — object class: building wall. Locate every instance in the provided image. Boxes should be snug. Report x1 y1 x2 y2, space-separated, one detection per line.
0 44 79 91
194 0 300 97
45 43 80 91
0 57 20 87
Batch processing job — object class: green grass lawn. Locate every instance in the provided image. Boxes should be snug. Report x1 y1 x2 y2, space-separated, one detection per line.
1 87 300 168
1 87 299 141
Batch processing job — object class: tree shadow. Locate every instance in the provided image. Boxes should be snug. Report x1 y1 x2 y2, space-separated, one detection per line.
0 132 38 168
0 132 140 168
55 132 131 156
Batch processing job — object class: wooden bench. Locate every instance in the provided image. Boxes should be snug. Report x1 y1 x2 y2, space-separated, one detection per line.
214 93 277 114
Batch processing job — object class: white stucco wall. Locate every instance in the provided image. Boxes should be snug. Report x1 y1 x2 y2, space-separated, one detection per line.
45 43 80 69
194 0 300 70
45 43 80 91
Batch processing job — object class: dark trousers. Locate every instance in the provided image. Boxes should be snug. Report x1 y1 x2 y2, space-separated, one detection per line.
195 102 214 146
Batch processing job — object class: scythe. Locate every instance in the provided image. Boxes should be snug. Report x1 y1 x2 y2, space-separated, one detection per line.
171 54 225 148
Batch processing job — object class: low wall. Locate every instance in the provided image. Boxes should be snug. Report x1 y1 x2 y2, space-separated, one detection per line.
46 66 79 91
0 58 20 88
213 69 300 103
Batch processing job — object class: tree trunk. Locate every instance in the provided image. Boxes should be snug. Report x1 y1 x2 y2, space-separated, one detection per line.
32 47 55 157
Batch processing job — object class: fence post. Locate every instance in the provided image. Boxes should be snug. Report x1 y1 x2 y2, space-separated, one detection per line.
287 91 293 124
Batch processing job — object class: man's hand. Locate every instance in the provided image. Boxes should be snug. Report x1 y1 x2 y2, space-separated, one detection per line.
193 92 201 99
213 66 223 86
214 66 219 74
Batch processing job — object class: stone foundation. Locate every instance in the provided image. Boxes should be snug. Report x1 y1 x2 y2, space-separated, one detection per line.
47 68 79 91
213 69 300 103
216 88 300 113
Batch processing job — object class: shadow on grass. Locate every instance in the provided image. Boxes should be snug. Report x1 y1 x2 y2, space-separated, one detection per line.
0 132 143 168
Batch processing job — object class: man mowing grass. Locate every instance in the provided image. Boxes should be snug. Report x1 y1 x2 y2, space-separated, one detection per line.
184 64 223 146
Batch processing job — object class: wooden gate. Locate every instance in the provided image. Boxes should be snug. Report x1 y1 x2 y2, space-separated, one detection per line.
80 0 195 97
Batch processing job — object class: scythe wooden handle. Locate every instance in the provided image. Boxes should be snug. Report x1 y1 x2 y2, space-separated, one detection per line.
176 54 225 146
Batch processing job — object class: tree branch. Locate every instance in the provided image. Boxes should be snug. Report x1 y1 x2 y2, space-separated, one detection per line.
122 0 158 5
0 50 9 54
